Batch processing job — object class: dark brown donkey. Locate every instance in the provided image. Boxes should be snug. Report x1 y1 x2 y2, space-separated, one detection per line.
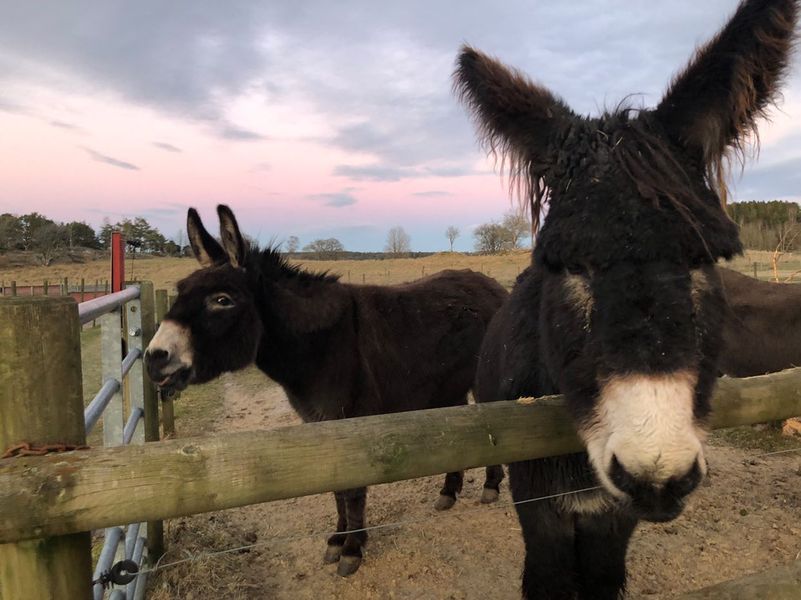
718 266 801 376
144 205 508 576
458 0 797 597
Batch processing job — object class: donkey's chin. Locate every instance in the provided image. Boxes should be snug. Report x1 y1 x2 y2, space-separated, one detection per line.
157 366 193 394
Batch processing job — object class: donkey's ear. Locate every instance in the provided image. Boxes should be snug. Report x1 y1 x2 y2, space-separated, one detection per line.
216 205 247 268
187 208 227 268
655 0 797 165
454 45 572 166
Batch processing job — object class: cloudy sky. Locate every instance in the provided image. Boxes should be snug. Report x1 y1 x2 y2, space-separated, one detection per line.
1 1 800 252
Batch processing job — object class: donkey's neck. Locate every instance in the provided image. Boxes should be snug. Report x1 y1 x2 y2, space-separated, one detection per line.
247 252 356 406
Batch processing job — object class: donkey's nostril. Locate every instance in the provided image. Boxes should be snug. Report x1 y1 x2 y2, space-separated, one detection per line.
609 454 637 495
666 457 703 499
608 453 702 523
145 348 170 372
150 348 168 361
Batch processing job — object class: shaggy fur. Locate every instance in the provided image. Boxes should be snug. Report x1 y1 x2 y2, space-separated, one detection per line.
719 267 801 376
459 1 798 598
145 205 508 576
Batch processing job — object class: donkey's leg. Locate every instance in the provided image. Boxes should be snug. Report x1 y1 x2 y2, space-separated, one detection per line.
435 471 463 511
324 491 348 563
517 500 578 600
575 510 638 600
480 464 505 504
337 486 368 577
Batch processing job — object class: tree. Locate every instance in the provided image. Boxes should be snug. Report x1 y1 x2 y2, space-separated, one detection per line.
99 219 114 249
303 238 344 259
33 222 67 266
473 222 509 254
285 235 300 253
385 226 411 256
445 226 460 252
65 221 99 249
99 217 167 254
727 200 801 251
164 240 181 256
502 211 531 249
18 213 55 250
0 213 23 251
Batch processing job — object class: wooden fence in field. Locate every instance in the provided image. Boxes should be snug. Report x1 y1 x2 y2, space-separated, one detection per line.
0 284 176 599
2 295 801 597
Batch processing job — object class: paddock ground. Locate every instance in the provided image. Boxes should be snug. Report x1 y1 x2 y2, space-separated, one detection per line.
129 366 801 600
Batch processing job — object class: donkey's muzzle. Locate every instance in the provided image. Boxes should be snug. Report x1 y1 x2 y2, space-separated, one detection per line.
144 349 192 392
610 455 703 522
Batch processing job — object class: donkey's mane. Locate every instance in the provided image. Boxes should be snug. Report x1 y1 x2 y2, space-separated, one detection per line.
245 245 341 286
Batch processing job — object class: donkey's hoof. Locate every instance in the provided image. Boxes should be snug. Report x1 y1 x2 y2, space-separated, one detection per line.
324 544 343 564
434 494 456 511
337 555 362 577
480 488 500 504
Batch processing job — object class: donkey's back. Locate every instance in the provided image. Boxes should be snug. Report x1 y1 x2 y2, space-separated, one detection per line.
349 269 508 416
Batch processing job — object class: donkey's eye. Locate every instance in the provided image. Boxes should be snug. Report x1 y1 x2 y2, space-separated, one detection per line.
209 294 234 309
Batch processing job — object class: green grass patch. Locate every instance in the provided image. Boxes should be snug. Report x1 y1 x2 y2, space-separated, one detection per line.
711 425 801 453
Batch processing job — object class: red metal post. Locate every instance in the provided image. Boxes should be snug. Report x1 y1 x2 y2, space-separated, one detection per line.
111 231 125 293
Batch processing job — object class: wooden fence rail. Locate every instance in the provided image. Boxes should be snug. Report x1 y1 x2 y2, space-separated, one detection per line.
2 367 801 545
678 560 801 599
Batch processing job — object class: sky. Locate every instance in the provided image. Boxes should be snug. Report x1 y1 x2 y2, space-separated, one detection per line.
1 1 800 252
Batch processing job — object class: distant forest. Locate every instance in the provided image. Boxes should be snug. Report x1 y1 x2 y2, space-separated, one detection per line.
726 201 801 251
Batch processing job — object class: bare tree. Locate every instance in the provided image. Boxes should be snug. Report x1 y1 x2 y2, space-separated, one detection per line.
502 210 531 249
303 238 344 259
285 235 300 253
385 226 411 256
474 222 509 254
772 224 801 282
445 226 460 252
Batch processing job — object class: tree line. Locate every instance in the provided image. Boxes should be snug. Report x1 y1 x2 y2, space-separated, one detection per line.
726 201 801 252
0 212 178 265
0 209 535 265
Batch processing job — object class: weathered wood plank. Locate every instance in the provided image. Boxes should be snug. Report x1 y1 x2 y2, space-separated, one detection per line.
1 368 801 545
0 296 92 599
679 560 801 599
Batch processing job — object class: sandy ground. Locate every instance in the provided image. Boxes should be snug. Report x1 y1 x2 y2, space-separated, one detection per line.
149 369 801 599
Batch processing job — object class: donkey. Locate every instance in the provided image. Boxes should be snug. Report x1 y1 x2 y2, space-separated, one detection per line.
144 205 508 576
718 266 801 376
457 0 797 597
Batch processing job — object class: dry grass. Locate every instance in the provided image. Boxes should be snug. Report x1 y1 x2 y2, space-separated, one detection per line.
3 248 799 295
147 512 266 600
0 251 533 292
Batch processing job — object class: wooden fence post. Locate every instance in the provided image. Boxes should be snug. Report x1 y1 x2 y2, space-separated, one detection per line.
10 281 15 297
62 277 69 296
80 278 85 303
43 280 48 296
0 296 92 599
155 290 175 439
753 262 758 279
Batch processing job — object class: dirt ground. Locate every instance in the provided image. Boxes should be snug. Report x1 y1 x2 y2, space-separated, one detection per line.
146 368 801 600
